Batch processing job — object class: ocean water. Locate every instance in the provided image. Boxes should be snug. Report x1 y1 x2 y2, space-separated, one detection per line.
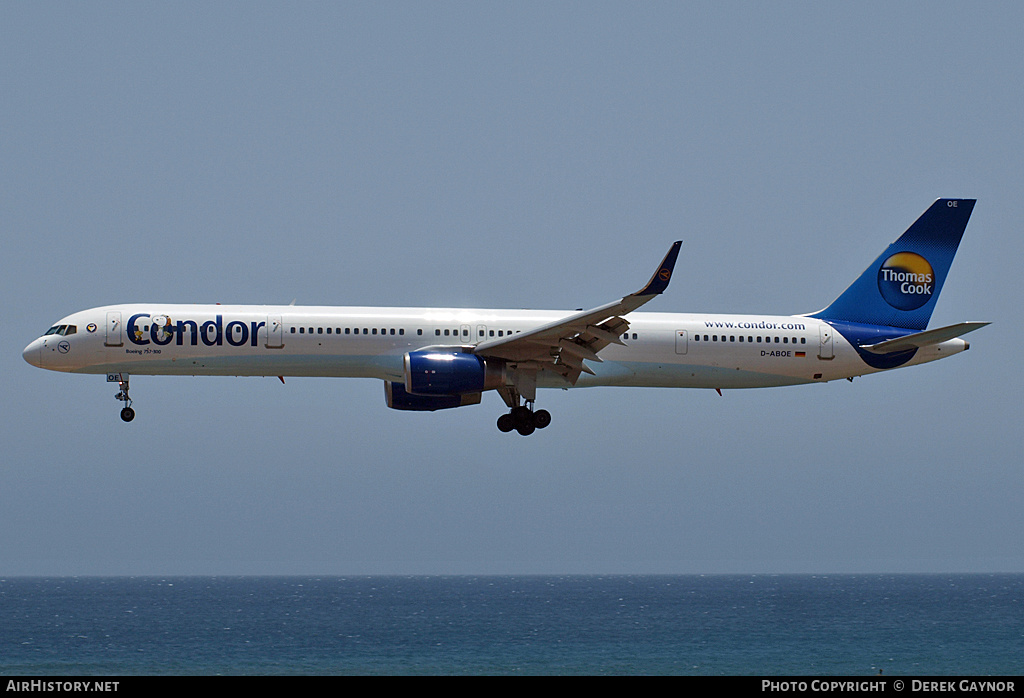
0 575 1020 676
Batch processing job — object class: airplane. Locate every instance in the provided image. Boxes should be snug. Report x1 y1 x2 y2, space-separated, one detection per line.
23 198 988 435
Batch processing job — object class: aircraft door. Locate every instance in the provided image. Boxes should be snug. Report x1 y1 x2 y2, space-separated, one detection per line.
818 323 834 360
266 315 284 348
675 329 688 355
105 311 123 347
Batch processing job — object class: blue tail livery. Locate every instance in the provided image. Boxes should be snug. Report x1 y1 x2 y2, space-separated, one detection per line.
809 199 975 330
807 199 986 369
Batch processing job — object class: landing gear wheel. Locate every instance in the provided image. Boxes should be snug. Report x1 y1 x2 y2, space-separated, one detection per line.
532 409 551 429
510 406 533 429
113 373 134 423
495 405 550 435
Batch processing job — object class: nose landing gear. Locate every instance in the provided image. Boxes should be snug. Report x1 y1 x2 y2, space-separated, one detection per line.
110 373 135 422
496 403 551 436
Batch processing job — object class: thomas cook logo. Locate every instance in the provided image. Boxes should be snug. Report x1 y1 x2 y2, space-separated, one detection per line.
877 252 934 311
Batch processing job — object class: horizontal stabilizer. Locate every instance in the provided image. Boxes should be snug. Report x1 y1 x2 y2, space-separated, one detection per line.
861 322 990 354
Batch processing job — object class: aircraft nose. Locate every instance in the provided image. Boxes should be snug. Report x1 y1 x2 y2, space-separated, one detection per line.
23 339 42 368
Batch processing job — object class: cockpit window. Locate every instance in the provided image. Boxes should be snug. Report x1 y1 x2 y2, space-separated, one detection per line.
63 325 76 335
43 325 77 337
45 326 60 335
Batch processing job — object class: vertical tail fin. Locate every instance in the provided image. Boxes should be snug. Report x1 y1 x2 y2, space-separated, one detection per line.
809 199 975 330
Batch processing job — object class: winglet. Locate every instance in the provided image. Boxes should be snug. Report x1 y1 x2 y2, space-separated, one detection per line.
636 241 682 296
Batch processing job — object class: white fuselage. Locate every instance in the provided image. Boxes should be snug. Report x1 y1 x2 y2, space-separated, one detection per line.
23 303 968 390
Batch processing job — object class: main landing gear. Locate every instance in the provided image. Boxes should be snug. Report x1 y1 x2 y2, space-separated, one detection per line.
112 373 135 422
496 403 551 436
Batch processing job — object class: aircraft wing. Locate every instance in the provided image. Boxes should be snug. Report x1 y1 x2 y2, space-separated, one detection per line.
860 321 990 354
473 241 681 384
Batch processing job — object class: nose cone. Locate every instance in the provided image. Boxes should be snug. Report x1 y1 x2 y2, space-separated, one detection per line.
23 339 42 368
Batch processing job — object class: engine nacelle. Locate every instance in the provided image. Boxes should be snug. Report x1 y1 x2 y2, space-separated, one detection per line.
384 381 481 411
403 350 506 396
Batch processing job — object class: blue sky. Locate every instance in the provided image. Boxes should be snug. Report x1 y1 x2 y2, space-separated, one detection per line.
3 2 1021 575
